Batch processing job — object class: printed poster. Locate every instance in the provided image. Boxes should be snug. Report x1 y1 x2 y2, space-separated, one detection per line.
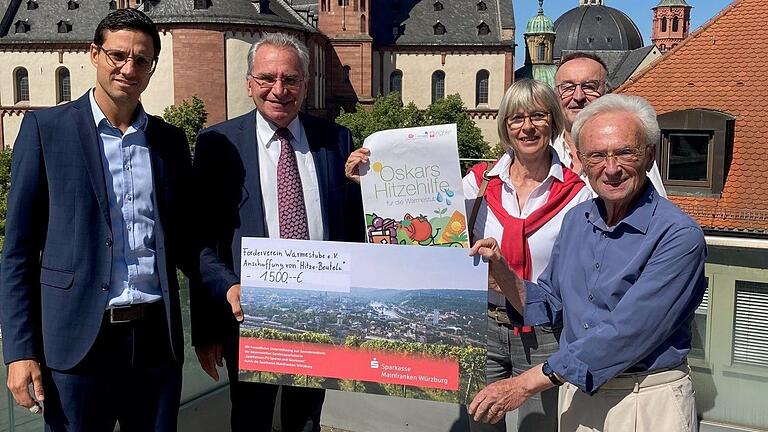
238 238 488 404
360 124 469 248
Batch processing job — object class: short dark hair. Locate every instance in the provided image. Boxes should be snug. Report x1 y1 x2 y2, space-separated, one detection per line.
558 52 608 73
93 8 161 57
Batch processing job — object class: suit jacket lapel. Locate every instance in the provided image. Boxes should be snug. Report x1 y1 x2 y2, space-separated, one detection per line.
145 117 166 223
240 110 267 237
301 113 330 240
73 93 111 227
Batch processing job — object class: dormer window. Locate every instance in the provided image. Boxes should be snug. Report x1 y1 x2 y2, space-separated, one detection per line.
194 0 211 9
657 109 735 196
477 1 487 11
57 20 72 33
15 20 31 33
433 1 443 11
26 0 38 10
67 0 79 10
478 21 490 36
433 21 446 35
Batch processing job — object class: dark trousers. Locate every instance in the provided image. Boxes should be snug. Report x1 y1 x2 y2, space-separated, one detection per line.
468 317 561 432
224 334 325 432
42 303 181 432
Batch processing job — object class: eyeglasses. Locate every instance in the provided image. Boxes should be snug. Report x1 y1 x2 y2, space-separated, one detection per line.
97 46 157 73
249 74 305 90
556 80 603 98
506 111 550 129
578 146 648 167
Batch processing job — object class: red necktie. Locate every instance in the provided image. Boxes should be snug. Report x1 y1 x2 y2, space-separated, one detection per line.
275 128 310 240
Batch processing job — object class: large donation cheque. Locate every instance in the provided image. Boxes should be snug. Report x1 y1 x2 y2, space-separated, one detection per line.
238 124 488 404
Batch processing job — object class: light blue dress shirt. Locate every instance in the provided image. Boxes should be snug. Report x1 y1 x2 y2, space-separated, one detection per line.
524 183 707 393
89 91 161 307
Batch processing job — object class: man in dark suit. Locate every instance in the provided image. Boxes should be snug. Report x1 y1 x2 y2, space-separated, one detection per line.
0 9 195 431
193 33 364 432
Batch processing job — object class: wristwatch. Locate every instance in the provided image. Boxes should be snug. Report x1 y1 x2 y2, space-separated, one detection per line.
542 361 565 386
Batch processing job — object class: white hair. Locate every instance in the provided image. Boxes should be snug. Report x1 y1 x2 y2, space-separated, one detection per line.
572 94 660 149
246 32 310 77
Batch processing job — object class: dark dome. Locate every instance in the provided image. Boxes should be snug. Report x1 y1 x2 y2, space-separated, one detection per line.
553 5 643 59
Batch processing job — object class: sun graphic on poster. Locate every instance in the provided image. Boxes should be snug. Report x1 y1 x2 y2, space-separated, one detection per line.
372 162 383 173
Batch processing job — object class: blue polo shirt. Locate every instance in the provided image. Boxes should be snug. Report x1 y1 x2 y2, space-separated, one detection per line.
525 183 707 393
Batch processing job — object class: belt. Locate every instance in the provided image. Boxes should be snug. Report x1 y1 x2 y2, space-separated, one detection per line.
488 305 512 325
601 362 690 392
106 301 164 324
487 305 534 335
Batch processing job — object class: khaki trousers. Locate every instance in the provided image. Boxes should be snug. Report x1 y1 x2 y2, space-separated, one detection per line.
558 363 697 432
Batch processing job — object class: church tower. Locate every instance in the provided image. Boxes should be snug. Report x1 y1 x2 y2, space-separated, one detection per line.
522 0 556 86
525 0 555 66
318 0 373 112
651 0 692 53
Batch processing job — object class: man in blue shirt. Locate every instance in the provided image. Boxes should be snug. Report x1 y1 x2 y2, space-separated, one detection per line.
469 94 706 431
0 9 196 431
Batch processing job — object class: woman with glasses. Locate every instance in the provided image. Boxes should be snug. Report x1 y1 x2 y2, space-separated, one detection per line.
464 79 592 432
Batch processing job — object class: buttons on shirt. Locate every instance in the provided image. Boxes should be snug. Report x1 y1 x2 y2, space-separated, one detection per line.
101 283 109 292
583 323 589 329
125 194 133 202
588 294 594 301
594 263 600 269
127 225 132 231
106 237 113 247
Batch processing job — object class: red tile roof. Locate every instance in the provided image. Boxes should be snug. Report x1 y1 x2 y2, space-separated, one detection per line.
617 0 768 235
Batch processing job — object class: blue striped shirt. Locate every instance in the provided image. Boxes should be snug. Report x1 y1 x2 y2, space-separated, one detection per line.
89 90 161 307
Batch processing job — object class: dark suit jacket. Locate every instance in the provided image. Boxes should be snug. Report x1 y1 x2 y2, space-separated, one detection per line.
0 92 195 370
192 110 364 346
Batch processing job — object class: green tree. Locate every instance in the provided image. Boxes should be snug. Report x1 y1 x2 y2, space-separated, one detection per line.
423 94 489 163
163 96 208 154
0 148 11 251
336 93 490 171
336 92 424 150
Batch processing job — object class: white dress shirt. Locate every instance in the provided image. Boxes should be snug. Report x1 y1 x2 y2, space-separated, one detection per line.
552 131 668 197
463 149 593 306
256 111 325 240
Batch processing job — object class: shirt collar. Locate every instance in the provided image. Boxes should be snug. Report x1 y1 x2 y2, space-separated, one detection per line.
256 111 302 146
586 180 657 233
88 89 148 132
489 147 565 186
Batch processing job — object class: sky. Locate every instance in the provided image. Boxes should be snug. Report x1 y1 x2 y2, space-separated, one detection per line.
513 0 730 62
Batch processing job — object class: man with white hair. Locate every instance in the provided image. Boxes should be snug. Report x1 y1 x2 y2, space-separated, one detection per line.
192 33 364 432
469 94 705 431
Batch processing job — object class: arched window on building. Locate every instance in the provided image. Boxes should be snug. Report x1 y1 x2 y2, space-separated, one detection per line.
352 0 357 11
475 70 489 106
360 14 366 32
14 67 30 103
343 65 351 84
57 67 71 104
389 70 403 97
661 17 667 32
431 70 445 103
672 16 679 32
538 43 546 61
109 0 117 10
